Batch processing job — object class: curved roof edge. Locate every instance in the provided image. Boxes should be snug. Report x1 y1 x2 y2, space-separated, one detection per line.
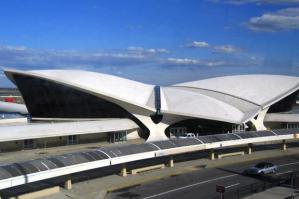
4 69 299 125
4 68 156 112
175 74 299 110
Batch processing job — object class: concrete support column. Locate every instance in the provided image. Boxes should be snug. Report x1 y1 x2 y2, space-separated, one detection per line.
120 164 127 177
250 107 269 131
210 150 215 160
247 144 252 155
168 156 174 167
282 140 287 151
132 114 169 142
64 176 72 190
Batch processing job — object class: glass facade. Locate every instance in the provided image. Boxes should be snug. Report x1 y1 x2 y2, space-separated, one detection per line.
268 91 298 113
109 131 127 143
12 74 136 119
165 118 232 137
12 73 150 138
67 135 78 145
169 127 187 137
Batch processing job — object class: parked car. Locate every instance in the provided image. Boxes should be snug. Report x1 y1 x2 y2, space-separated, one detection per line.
179 133 196 138
244 162 277 175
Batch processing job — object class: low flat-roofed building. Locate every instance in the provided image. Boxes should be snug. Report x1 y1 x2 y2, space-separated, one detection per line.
0 119 139 151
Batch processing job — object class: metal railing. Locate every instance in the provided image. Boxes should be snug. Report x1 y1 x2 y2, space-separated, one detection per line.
213 171 299 199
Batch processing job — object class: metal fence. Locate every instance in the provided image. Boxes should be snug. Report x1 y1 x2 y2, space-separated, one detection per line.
212 171 299 199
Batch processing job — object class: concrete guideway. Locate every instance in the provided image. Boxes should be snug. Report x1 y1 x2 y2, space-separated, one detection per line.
0 129 297 191
11 143 299 199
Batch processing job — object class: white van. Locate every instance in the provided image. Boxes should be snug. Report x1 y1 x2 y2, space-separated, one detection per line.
179 133 195 138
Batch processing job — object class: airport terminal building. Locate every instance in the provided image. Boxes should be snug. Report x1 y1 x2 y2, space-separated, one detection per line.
1 69 299 151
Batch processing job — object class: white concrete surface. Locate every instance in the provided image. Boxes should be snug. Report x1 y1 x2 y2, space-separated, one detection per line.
0 101 28 114
175 74 299 108
0 119 138 142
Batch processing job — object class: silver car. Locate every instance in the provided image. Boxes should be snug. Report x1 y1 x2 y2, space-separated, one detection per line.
244 162 277 175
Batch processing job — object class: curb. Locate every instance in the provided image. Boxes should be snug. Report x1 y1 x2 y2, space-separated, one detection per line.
103 148 299 198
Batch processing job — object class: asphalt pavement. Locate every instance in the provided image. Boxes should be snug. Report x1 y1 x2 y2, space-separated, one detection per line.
107 154 299 199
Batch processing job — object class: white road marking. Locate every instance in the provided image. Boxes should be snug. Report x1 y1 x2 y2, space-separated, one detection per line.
143 160 299 199
275 170 293 175
143 174 237 199
278 161 299 167
225 183 240 189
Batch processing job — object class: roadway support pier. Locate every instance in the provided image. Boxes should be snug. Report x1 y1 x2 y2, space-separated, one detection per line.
168 156 174 167
210 150 215 160
64 175 72 190
282 140 287 151
121 164 127 177
247 143 252 155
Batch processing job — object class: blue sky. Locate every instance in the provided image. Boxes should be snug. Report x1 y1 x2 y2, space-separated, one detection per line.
0 0 299 87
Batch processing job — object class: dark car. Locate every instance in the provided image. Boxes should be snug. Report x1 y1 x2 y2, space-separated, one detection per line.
244 162 277 175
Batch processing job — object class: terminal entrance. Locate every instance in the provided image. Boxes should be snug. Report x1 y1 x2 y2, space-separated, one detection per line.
286 122 299 129
169 127 187 137
67 135 78 145
23 139 34 149
109 131 127 143
166 119 232 137
232 124 246 133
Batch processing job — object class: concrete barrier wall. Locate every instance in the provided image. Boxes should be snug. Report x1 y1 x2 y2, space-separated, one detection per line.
0 133 298 190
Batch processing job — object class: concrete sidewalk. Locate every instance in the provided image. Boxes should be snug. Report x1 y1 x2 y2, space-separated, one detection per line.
40 145 299 199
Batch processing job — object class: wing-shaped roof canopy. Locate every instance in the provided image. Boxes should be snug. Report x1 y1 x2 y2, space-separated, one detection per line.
5 69 154 110
175 75 299 108
4 70 299 124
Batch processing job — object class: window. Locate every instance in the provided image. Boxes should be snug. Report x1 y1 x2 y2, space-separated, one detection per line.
232 124 245 133
287 123 299 129
170 127 187 137
67 135 78 145
23 139 34 149
109 131 127 143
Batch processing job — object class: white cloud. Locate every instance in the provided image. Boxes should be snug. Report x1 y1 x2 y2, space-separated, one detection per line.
127 46 168 54
246 8 299 32
205 61 227 67
157 48 168 53
186 41 210 48
185 41 242 54
212 45 242 53
6 45 27 51
127 46 144 51
0 45 165 70
167 58 200 65
208 0 299 5
0 44 262 79
167 58 229 67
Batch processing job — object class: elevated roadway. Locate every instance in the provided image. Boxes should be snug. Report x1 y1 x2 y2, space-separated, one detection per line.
107 154 299 199
0 128 298 190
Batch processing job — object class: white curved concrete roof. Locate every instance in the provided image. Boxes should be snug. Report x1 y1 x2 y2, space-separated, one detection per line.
160 86 261 124
4 69 299 124
5 69 154 109
160 87 254 124
175 75 299 108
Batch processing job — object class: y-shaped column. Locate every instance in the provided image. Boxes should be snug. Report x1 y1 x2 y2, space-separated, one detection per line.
250 107 269 131
133 114 169 142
